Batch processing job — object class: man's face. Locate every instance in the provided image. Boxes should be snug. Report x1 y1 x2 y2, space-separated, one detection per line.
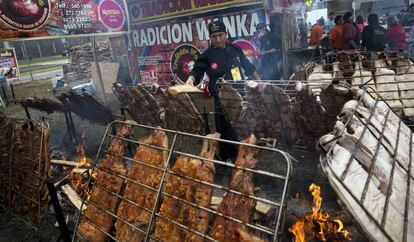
258 29 266 37
210 32 227 48
329 14 335 21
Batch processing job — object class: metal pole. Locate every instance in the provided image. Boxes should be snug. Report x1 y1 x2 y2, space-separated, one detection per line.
22 41 34 82
46 181 71 242
52 40 57 54
281 14 289 80
37 42 43 59
124 35 133 82
92 36 107 103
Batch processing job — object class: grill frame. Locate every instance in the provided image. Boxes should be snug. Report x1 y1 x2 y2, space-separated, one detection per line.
72 120 292 242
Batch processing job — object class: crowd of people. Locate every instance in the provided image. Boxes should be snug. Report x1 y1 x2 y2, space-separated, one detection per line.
307 5 414 55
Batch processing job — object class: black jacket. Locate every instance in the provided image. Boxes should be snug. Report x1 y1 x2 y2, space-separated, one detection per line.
190 42 256 95
362 24 387 51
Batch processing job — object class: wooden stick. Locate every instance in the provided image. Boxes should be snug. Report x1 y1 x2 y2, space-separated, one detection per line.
51 159 90 167
61 184 85 211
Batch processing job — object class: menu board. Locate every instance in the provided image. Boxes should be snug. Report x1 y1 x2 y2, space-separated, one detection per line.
0 48 20 79
0 0 128 39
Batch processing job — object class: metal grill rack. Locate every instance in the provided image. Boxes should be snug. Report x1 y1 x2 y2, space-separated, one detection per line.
300 51 414 127
73 120 292 242
319 87 414 242
215 80 298 149
0 116 50 227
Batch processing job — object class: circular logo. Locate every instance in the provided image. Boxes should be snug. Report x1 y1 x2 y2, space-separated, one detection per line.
211 63 218 70
98 0 125 30
130 4 140 19
0 0 50 31
170 44 201 82
233 39 260 59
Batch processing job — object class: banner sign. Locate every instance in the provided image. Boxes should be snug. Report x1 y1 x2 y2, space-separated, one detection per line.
131 8 266 84
0 0 128 39
128 0 262 23
0 48 20 79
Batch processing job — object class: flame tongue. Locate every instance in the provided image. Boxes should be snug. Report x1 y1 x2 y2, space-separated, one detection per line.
289 183 351 242
69 144 96 200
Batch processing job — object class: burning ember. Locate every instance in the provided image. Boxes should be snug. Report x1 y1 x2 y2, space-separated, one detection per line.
289 183 351 242
68 144 96 200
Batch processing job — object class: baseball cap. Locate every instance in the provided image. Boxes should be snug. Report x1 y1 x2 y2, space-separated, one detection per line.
208 21 226 35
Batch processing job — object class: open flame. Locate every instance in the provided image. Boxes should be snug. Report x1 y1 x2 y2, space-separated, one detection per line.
68 144 96 200
289 183 351 242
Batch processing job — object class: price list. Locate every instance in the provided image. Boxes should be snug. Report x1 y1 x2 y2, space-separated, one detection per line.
57 2 95 31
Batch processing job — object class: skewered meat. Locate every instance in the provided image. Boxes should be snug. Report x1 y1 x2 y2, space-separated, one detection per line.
0 115 14 207
289 62 314 81
116 129 168 242
319 90 414 242
209 134 262 241
113 85 164 127
218 81 296 147
156 88 204 134
8 119 50 224
56 91 114 125
114 85 204 134
154 133 219 241
374 60 403 110
395 59 414 117
336 52 354 79
294 77 353 150
244 81 296 148
19 97 66 114
352 60 377 96
303 64 334 111
218 82 243 133
78 124 133 242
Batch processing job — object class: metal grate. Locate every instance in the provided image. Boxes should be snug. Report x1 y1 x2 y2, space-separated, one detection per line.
0 115 50 226
319 87 414 242
297 51 414 126
73 120 292 241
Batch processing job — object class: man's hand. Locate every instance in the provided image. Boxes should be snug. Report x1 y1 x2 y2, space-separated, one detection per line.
186 75 195 86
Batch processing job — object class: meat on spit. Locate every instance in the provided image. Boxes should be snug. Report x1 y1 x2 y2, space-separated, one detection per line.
154 133 219 242
78 123 133 242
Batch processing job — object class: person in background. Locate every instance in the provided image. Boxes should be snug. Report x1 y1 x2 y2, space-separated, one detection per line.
400 4 414 27
309 18 325 46
0 67 11 102
355 15 365 41
342 12 359 50
325 12 335 33
329 15 344 50
256 23 280 80
406 24 414 56
361 13 387 51
356 15 365 32
186 20 260 161
386 16 406 51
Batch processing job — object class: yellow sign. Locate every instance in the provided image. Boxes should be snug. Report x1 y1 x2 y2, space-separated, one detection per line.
231 67 242 81
305 0 314 7
128 0 261 23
